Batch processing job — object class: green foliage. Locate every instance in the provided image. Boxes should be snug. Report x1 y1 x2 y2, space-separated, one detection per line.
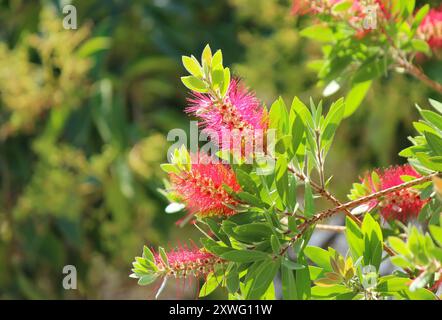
388 222 442 293
297 0 442 117
181 44 231 98
400 99 442 172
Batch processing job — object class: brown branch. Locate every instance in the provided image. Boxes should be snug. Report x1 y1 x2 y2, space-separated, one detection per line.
303 172 436 227
397 58 442 95
343 7 442 95
315 224 346 232
288 165 361 224
297 171 397 257
280 169 438 256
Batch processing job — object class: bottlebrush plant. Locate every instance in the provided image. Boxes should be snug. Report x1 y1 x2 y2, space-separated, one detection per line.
130 41 442 300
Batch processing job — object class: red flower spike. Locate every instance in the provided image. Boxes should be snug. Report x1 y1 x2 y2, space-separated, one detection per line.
169 153 241 218
154 246 224 278
186 79 267 152
362 164 428 223
418 6 442 50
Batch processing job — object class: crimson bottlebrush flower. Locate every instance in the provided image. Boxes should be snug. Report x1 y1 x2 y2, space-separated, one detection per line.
154 245 224 278
362 165 428 223
291 0 340 16
291 0 389 18
169 154 241 218
418 6 442 50
186 79 267 150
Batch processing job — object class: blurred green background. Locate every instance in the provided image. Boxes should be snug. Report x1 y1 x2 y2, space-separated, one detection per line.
0 0 441 299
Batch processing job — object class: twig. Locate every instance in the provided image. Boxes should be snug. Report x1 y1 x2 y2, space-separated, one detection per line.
303 172 436 227
397 58 442 95
315 224 346 232
345 7 442 95
287 165 361 224
280 170 438 255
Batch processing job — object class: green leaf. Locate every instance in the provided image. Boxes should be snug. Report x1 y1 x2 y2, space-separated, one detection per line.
237 191 265 207
159 163 180 174
182 56 202 77
429 225 442 246
425 132 442 156
233 223 273 242
212 67 225 89
291 114 305 155
429 98 442 114
406 0 416 15
221 67 231 97
269 98 289 136
77 37 111 58
220 250 270 263
344 80 372 117
304 182 315 218
138 274 158 286
304 246 332 271
212 50 223 69
201 44 212 68
390 256 412 269
291 97 314 129
322 98 345 154
201 238 231 256
275 156 289 205
281 265 298 300
158 247 169 267
245 259 279 299
345 216 364 260
412 4 429 29
311 285 352 299
406 287 437 300
235 169 259 195
226 265 240 294
205 218 231 246
388 237 412 257
143 246 155 262
282 258 305 270
361 214 383 269
300 25 335 42
296 256 311 300
377 276 409 293
287 175 297 212
353 58 384 83
420 109 442 132
415 152 442 171
411 39 431 55
288 215 298 232
409 270 433 292
181 76 208 93
332 1 352 13
199 273 221 297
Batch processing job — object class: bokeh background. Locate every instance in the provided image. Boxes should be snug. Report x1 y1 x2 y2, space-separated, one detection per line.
0 0 441 299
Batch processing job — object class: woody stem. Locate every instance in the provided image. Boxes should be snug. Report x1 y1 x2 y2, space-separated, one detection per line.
281 169 437 256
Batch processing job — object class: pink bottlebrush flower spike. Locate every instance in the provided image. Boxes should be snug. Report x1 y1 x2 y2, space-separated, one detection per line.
186 79 267 151
169 153 241 218
154 244 224 278
418 6 442 50
291 0 389 17
362 164 428 223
